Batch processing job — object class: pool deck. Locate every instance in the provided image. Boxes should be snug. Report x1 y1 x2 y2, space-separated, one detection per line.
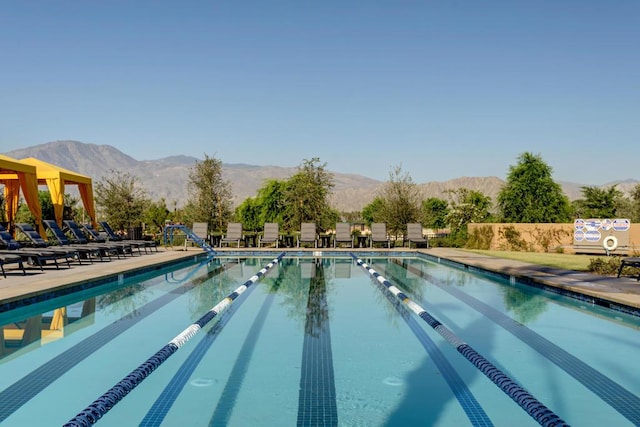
1 246 639 311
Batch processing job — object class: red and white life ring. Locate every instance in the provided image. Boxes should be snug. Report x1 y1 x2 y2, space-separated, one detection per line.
603 235 618 251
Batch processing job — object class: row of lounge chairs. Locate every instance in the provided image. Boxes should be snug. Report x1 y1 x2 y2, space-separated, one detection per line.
212 222 429 249
0 220 158 277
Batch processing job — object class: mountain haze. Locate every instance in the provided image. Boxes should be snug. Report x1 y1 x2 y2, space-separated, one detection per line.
4 140 638 212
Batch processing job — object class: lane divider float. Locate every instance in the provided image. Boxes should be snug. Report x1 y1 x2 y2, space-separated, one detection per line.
64 253 286 427
350 254 569 427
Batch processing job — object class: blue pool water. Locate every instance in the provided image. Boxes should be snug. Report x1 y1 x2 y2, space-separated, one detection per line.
0 253 639 426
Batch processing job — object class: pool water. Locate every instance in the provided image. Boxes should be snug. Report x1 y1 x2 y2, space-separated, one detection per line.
0 254 639 426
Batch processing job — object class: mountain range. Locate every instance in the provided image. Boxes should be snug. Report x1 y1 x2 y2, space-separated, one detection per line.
4 140 638 212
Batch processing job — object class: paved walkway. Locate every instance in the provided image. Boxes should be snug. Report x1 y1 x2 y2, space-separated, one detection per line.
1 246 639 310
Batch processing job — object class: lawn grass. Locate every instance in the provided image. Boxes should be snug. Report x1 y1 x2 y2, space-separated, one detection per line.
463 249 610 271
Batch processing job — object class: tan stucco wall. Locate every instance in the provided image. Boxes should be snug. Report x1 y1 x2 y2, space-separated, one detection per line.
467 223 640 254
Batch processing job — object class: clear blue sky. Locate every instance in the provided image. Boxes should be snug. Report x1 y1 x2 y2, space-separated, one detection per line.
2 1 638 184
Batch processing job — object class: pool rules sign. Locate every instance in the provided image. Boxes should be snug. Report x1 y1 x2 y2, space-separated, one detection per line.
573 218 630 253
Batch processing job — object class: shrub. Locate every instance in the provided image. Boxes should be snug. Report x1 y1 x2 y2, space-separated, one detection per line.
588 256 622 276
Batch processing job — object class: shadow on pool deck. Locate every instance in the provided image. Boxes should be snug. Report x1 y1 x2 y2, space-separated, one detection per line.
1 245 639 311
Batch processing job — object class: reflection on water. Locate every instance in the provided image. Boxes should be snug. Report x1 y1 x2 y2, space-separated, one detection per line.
1 299 96 360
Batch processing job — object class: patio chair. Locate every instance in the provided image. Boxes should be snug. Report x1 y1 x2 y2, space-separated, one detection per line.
370 223 390 248
259 223 279 248
0 224 72 270
0 252 25 277
334 223 353 248
406 223 429 249
298 223 317 248
15 223 85 264
82 223 142 255
220 222 242 248
64 220 132 257
99 221 158 253
42 220 110 262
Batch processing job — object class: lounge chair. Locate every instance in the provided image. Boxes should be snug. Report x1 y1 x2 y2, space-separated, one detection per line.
82 223 142 255
370 223 390 248
259 223 279 248
15 223 85 264
99 221 158 253
617 257 640 281
220 222 242 248
41 220 110 262
406 223 429 249
0 252 25 277
64 220 132 257
0 224 72 270
298 223 317 248
334 223 353 248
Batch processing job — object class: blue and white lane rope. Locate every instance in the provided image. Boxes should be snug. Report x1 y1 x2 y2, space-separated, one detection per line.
64 253 286 427
350 254 569 427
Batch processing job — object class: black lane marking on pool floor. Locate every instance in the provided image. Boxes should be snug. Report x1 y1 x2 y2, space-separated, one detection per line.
207 276 285 426
0 261 237 423
397 259 640 426
376 265 494 427
139 269 273 426
297 260 338 427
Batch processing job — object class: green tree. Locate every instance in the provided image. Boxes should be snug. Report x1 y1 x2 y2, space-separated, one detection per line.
572 185 622 219
362 197 385 226
143 198 170 234
234 197 262 232
446 188 492 245
256 179 287 226
630 184 640 222
376 165 422 236
94 170 149 231
183 154 233 232
497 152 571 223
422 197 449 229
283 158 334 232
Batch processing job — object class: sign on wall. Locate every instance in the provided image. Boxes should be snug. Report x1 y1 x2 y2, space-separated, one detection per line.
573 218 630 253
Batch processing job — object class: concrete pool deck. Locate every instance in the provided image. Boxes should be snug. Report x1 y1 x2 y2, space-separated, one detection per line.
1 245 639 311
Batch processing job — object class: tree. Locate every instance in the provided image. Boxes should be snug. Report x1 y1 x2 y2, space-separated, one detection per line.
256 179 287 226
376 165 422 236
183 154 233 232
497 152 571 223
234 197 262 232
143 198 170 234
362 197 385 226
283 158 334 232
572 185 622 219
630 184 640 222
446 188 492 244
94 170 149 231
422 197 449 229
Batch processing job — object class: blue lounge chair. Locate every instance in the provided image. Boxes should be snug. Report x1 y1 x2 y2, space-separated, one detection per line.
99 221 158 253
64 220 131 257
0 224 71 270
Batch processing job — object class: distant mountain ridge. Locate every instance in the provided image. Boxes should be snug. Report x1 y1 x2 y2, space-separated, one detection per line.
4 140 638 212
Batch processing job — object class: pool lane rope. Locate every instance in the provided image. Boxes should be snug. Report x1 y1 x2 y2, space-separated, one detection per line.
64 253 285 427
350 254 569 427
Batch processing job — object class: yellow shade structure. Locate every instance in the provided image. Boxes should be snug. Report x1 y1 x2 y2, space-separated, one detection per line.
0 154 46 237
18 157 98 229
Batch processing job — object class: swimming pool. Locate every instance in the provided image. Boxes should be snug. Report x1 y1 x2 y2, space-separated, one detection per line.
0 253 639 426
